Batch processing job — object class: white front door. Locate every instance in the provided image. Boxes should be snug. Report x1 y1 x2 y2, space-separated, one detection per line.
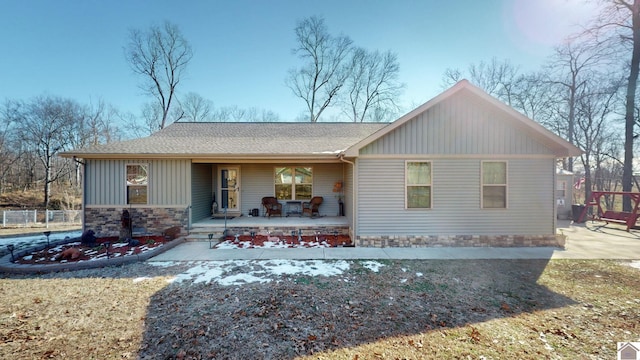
219 167 240 212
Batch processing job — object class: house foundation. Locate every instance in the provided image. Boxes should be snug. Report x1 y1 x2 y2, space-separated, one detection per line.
356 234 562 247
84 207 189 237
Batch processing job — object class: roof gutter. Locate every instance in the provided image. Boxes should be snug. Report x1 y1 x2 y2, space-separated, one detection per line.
60 153 343 163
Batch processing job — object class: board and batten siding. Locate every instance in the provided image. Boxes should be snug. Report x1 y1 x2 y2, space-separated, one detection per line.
191 163 213 222
360 89 554 156
356 158 555 236
85 159 191 206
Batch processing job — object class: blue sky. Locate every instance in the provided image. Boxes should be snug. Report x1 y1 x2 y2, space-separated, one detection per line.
0 0 598 122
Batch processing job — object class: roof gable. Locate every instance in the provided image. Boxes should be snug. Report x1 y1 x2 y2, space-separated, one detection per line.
344 80 582 158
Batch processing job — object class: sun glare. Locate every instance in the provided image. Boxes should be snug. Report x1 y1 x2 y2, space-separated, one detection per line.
507 0 600 47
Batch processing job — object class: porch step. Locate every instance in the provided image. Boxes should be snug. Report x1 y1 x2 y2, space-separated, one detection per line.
186 233 225 242
186 218 350 242
211 212 242 219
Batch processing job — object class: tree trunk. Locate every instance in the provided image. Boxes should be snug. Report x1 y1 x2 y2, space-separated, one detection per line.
43 165 51 209
623 0 640 211
567 85 576 172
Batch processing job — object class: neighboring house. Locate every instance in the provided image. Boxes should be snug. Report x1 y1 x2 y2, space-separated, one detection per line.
61 80 582 247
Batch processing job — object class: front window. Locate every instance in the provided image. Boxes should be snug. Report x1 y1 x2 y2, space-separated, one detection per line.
126 164 148 204
275 167 312 200
406 161 431 208
482 161 507 208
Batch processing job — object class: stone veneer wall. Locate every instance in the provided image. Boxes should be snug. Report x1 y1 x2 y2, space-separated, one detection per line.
216 226 349 238
84 207 189 237
356 234 562 248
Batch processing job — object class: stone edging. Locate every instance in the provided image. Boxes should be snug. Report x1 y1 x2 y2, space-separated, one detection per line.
0 236 186 274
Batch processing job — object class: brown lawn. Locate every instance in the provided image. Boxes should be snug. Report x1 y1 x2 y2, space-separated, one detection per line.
0 259 638 359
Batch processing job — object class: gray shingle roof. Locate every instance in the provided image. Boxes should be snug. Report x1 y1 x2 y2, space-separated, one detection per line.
61 122 389 159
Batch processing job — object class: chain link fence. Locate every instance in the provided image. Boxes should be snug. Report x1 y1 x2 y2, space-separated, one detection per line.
2 210 82 228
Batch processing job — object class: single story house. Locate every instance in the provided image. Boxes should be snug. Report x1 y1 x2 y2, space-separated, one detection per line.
61 80 582 247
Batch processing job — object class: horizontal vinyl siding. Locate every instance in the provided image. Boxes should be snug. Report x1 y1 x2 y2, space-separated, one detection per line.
85 159 190 206
239 164 343 217
360 89 553 156
313 163 343 217
356 158 554 236
239 164 275 216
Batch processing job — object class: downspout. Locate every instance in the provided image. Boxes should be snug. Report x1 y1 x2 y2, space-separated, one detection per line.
339 154 356 246
553 161 558 238
75 157 87 234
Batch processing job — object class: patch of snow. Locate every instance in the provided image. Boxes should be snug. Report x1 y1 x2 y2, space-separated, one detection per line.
133 276 151 283
361 260 385 273
0 230 82 249
151 259 351 286
218 273 272 286
214 240 331 249
416 272 423 277
629 261 640 270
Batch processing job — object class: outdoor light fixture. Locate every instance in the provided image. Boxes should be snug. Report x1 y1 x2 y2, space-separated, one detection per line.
298 229 302 242
43 231 51 248
7 244 15 262
103 242 111 258
208 233 214 249
234 233 239 242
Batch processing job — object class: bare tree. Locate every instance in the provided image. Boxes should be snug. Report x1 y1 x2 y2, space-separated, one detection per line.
584 0 640 211
441 58 520 105
14 96 81 208
125 21 193 129
62 99 124 187
441 68 463 89
0 100 22 194
343 48 403 122
574 76 623 203
286 16 353 122
139 102 164 135
511 72 559 123
210 105 281 122
546 39 608 171
178 92 213 122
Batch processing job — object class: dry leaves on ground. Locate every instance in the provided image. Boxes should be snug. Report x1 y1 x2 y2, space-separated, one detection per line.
0 259 639 359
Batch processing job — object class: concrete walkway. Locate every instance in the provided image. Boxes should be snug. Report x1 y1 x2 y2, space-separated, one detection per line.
148 220 640 261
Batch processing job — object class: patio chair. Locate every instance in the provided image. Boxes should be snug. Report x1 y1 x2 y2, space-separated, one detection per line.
302 196 323 218
261 196 282 218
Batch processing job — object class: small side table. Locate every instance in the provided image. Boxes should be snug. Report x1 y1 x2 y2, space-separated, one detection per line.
286 201 302 217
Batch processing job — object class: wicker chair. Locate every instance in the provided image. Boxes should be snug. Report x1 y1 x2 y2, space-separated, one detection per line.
302 196 323 218
261 197 282 218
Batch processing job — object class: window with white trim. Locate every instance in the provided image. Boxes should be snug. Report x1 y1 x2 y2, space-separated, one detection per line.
274 167 312 201
406 161 431 208
481 161 507 208
126 164 148 204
